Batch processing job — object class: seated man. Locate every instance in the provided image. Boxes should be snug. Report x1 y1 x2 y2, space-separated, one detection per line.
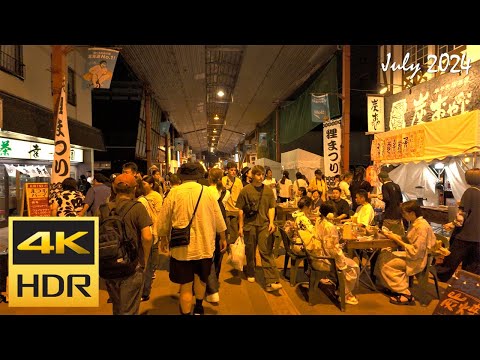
354 189 375 228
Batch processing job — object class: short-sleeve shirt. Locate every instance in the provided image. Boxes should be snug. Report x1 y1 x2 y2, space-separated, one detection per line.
84 183 111 216
236 183 276 227
97 199 152 269
55 190 85 217
456 186 480 243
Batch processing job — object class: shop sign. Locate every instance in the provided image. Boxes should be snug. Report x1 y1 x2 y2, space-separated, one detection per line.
0 137 83 162
384 59 480 131
367 95 385 133
371 128 425 161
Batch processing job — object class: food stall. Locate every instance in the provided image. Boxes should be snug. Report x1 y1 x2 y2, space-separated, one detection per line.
371 110 480 224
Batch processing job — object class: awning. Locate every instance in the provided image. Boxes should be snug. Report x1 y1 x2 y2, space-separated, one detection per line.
371 110 480 165
1 91 105 151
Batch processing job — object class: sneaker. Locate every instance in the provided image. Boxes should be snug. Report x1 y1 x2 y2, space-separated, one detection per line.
266 282 283 292
193 305 204 315
205 292 220 303
152 273 156 280
345 295 359 305
247 277 256 283
141 295 150 302
107 298 113 304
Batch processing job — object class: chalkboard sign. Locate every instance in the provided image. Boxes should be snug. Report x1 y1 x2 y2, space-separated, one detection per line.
433 269 480 315
22 182 51 217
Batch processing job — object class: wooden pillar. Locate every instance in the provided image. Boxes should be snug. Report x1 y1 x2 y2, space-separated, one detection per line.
51 45 67 132
342 45 351 174
275 108 280 162
145 91 152 169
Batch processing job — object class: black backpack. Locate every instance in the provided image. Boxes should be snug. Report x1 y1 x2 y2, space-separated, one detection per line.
98 200 139 279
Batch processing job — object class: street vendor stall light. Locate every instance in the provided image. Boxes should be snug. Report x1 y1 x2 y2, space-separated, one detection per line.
379 83 412 95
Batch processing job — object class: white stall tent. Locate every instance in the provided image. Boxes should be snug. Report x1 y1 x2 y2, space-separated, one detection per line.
281 148 324 181
255 158 282 180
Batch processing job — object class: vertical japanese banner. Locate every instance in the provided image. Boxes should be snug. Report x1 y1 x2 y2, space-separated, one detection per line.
49 86 70 206
323 118 342 187
83 47 119 89
312 94 330 123
367 94 385 133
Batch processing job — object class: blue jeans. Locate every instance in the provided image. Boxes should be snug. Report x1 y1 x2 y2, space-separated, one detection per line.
105 269 144 315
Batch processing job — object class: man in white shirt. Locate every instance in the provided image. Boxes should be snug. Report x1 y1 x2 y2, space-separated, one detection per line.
159 162 227 315
354 189 375 228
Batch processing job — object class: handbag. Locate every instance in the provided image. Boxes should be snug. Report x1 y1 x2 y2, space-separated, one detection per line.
170 186 203 248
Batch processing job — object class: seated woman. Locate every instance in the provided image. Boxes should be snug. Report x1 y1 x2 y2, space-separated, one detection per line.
310 190 322 213
374 200 436 305
297 199 359 305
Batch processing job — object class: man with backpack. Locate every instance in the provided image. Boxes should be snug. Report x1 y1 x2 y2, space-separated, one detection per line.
97 173 152 315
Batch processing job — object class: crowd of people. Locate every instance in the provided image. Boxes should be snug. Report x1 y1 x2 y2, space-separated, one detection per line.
33 161 480 314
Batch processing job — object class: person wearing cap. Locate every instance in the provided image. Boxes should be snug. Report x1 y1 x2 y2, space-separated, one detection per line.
222 161 243 245
308 169 328 202
378 170 404 236
96 173 153 315
158 162 227 315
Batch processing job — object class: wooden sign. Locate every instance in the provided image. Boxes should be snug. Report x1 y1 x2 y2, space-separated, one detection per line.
22 182 51 217
433 269 480 315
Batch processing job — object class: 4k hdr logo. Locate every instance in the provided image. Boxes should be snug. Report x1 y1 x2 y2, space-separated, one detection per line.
8 217 99 307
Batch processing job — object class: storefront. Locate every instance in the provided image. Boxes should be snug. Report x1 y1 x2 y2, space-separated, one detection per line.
0 135 88 226
0 91 105 227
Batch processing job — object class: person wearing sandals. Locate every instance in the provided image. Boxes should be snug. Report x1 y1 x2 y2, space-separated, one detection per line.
374 200 436 305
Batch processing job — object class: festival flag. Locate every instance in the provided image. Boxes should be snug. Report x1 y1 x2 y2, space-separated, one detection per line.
49 85 70 205
311 94 330 123
83 47 119 89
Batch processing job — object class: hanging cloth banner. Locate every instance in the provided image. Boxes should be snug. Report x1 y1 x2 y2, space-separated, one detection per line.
160 121 171 135
49 86 70 205
311 94 330 123
83 47 119 89
323 118 342 187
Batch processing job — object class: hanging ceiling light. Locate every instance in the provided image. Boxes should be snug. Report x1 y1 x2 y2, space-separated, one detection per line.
217 90 225 97
213 114 219 120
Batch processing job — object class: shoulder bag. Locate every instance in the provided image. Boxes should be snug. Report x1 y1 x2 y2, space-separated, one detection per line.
170 186 204 248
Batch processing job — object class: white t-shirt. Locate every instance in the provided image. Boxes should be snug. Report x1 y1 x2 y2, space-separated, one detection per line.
293 178 308 195
278 178 293 198
263 178 277 200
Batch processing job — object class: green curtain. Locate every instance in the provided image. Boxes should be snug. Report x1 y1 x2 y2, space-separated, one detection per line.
280 55 340 144
257 112 276 160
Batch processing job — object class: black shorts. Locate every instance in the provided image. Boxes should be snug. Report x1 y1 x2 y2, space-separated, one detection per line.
169 257 213 284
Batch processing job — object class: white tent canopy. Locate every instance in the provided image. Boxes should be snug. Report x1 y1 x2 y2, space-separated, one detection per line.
389 159 468 206
255 158 282 180
281 148 324 181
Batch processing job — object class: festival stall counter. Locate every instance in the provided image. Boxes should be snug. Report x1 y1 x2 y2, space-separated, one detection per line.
371 110 480 223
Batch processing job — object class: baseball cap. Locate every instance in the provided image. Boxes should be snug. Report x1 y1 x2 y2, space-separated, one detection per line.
113 173 137 188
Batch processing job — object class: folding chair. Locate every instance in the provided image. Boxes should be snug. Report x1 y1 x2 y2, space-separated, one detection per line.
278 227 307 287
303 246 347 312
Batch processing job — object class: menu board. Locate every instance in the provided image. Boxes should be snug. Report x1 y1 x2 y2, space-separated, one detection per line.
24 183 51 217
433 269 480 315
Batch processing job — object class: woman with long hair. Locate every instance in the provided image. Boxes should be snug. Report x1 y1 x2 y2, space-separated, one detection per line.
278 170 292 203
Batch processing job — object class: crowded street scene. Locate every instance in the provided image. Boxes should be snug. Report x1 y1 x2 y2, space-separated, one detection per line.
0 44 479 316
